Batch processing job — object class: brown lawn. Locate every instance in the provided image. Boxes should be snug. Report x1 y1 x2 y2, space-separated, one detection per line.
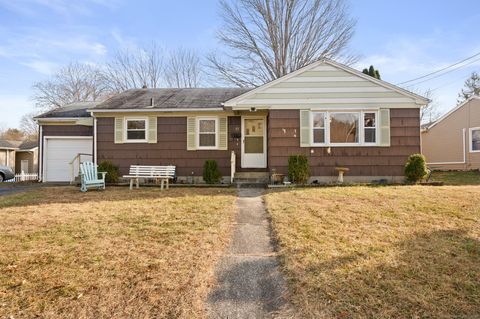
265 186 480 319
0 186 236 319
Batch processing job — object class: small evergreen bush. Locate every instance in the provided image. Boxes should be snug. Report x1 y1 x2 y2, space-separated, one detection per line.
404 154 427 183
98 160 119 184
288 154 310 184
203 160 222 184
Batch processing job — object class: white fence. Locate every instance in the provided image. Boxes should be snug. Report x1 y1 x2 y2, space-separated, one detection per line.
6 173 39 182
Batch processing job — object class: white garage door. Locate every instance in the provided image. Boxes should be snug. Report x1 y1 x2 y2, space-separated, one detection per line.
44 138 93 182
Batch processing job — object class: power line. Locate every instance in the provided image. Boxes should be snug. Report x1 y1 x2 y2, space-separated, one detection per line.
397 50 480 85
403 56 480 87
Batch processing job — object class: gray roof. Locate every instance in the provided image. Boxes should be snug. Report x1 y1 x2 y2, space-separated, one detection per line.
0 139 38 150
35 102 98 119
95 88 252 110
18 140 38 150
0 140 21 149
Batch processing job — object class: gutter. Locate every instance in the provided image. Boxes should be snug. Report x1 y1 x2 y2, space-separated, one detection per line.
87 108 224 114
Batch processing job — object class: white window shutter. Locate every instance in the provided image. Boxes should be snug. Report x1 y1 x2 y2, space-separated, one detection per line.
187 117 196 150
299 110 311 147
379 109 391 147
114 117 124 144
147 116 157 143
218 116 228 150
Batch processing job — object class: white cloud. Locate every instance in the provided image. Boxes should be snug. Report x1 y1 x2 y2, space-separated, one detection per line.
355 34 480 116
0 0 121 18
21 60 59 75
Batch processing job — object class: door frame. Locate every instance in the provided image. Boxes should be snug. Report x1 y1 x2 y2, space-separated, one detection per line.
241 116 267 168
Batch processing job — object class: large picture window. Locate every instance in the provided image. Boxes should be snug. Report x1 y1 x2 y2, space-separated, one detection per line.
125 118 147 142
311 111 377 146
470 127 480 152
197 117 218 149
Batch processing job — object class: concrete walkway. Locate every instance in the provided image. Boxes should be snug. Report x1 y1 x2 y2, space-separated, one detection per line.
207 188 292 318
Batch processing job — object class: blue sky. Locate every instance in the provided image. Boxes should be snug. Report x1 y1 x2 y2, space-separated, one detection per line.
0 0 479 127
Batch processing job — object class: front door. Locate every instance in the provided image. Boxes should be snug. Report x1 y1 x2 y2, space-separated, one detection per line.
241 117 267 168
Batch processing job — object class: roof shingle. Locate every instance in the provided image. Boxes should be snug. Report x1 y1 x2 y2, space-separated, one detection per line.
94 88 251 110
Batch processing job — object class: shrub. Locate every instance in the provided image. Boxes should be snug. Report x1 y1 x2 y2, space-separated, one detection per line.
98 160 119 184
288 154 310 184
203 160 222 184
404 153 428 183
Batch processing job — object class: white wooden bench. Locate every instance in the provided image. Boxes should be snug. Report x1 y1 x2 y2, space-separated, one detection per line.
123 165 176 190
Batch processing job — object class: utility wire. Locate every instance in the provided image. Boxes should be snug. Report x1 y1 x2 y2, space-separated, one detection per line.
397 50 480 85
403 56 480 87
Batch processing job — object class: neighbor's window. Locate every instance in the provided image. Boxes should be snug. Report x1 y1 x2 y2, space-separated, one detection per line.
312 112 326 144
471 128 480 152
125 119 147 142
364 112 377 143
198 118 217 149
329 112 359 144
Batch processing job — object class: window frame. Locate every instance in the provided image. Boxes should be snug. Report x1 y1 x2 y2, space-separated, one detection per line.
469 127 480 153
196 116 219 150
310 110 379 147
124 117 148 143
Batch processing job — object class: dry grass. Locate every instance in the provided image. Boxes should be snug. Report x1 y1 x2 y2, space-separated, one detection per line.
265 186 480 318
0 186 236 319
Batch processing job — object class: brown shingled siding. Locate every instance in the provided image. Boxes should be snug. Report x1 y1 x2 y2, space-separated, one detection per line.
267 109 420 177
97 117 243 176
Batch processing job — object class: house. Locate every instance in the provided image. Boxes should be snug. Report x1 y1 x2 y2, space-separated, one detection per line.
0 139 38 174
421 96 480 170
35 59 428 183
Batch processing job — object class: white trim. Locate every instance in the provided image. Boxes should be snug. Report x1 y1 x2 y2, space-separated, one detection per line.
88 108 224 114
38 125 43 181
241 116 267 168
469 127 480 153
309 110 379 147
196 117 219 150
124 117 148 143
42 136 93 183
236 97 413 105
224 59 429 107
35 117 88 122
427 96 480 130
93 117 98 164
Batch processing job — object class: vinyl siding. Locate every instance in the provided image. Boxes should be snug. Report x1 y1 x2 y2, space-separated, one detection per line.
422 98 480 170
234 64 419 109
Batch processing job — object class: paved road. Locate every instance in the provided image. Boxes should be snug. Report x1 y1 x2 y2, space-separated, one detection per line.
0 184 42 196
207 188 293 318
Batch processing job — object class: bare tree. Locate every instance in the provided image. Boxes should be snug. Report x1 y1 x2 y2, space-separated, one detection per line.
102 43 164 92
165 48 203 88
0 128 24 140
419 89 440 124
32 62 108 110
207 0 356 87
20 112 39 139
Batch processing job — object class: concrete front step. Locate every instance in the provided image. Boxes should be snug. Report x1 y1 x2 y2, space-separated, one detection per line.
234 172 270 185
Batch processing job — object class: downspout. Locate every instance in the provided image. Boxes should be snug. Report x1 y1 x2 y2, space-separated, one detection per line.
38 125 43 182
93 117 98 164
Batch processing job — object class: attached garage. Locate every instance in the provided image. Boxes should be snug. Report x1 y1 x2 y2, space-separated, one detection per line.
43 137 93 182
35 102 97 183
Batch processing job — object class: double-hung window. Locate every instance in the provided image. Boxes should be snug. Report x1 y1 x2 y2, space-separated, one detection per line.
197 117 218 149
311 111 377 146
363 112 377 144
125 118 147 142
312 112 326 144
470 127 480 152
